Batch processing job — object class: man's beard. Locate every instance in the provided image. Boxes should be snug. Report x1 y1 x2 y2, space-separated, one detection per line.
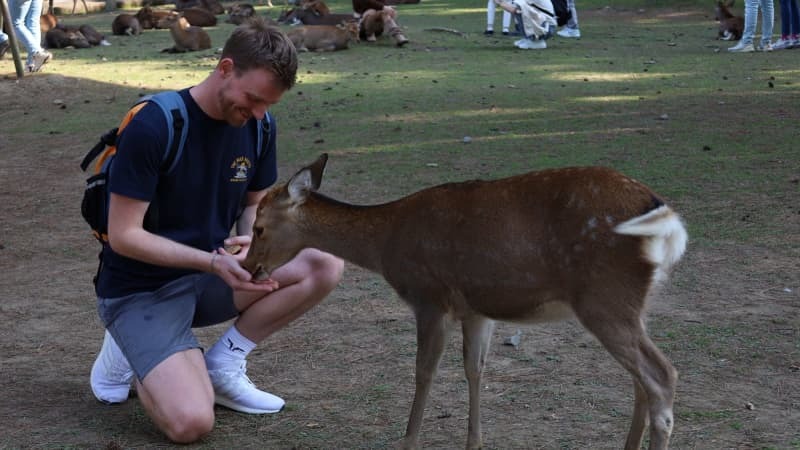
217 88 250 128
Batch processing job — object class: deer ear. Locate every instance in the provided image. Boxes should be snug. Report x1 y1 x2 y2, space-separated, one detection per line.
287 153 328 202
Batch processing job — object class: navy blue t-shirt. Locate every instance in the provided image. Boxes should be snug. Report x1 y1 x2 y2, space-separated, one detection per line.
95 89 278 298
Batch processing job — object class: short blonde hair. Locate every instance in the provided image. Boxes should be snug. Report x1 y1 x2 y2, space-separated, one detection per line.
221 17 298 90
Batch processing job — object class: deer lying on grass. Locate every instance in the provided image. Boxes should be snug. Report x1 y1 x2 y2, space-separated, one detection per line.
226 3 257 25
715 0 743 40
242 154 688 450
158 12 212 53
136 6 174 30
112 13 142 36
278 6 357 26
286 22 360 52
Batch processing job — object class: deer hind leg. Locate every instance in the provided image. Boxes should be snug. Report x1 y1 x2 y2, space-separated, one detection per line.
402 304 449 450
461 315 495 450
576 308 676 450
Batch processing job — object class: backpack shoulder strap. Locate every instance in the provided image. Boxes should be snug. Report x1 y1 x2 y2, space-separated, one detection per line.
144 91 189 174
80 92 189 174
256 112 273 161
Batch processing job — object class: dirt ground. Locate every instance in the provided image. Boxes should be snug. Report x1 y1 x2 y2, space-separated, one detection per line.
1 22 799 450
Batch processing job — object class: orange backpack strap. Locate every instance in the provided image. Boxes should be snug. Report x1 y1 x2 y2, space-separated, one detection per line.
90 102 149 172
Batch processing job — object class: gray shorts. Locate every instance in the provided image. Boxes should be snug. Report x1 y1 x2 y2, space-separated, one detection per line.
97 273 239 380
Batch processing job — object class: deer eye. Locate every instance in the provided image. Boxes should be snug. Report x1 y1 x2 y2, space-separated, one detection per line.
253 226 265 238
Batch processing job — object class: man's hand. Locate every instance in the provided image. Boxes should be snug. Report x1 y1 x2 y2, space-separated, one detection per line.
210 247 280 292
222 235 253 261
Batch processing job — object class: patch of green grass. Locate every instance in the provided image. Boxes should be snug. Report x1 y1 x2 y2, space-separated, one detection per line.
678 409 735 421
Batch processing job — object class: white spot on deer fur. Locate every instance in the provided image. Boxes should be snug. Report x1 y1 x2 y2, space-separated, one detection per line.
654 409 674 435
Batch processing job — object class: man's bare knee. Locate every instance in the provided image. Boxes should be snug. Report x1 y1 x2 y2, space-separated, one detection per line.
312 251 344 288
163 408 214 444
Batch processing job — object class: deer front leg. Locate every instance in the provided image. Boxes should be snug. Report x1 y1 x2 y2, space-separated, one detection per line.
461 315 495 450
402 304 449 450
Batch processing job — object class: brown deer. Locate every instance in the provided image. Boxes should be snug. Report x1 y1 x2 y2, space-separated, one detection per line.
135 6 174 30
286 22 360 52
242 154 688 450
278 6 356 26
225 3 257 25
112 13 142 36
715 0 743 41
180 6 218 27
158 12 212 53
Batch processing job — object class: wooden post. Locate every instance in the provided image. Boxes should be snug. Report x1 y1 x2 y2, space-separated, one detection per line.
0 0 25 78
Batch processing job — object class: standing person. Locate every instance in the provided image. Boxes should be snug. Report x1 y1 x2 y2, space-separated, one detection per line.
729 0 775 51
773 0 799 48
7 0 52 72
88 18 344 444
0 25 9 59
493 0 557 49
556 0 581 38
485 0 513 35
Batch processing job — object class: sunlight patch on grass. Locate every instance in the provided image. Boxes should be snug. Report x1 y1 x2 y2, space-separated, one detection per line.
372 106 549 123
578 95 650 103
546 71 662 83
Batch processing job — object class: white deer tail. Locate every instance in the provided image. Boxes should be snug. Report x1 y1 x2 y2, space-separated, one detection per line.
614 205 688 281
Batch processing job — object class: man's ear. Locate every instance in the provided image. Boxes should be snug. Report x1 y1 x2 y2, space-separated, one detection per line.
218 57 235 77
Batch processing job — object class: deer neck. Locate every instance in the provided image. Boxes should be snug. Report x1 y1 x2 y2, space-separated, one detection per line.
300 193 398 274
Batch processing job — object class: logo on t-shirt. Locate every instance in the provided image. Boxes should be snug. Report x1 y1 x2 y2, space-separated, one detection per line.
230 156 253 182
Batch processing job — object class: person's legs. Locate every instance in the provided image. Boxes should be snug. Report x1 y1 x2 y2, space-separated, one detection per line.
567 0 579 29
792 0 800 44
230 248 343 343
486 0 496 33
93 275 225 443
730 0 759 50
760 0 775 48
773 0 796 47
501 11 512 33
135 349 215 444
24 0 42 49
0 31 8 59
557 0 581 37
205 248 343 413
7 0 50 69
779 0 791 37
8 0 37 63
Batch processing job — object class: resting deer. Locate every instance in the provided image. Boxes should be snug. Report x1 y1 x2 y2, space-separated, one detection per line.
158 12 212 53
715 0 743 41
287 22 360 52
242 154 688 450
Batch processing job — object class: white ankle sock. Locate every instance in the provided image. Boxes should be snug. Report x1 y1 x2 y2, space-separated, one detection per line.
206 326 256 370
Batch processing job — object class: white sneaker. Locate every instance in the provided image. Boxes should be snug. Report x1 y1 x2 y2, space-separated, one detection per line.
514 38 526 46
90 331 134 404
772 38 793 50
208 361 285 414
515 38 547 49
728 41 755 52
557 27 581 38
